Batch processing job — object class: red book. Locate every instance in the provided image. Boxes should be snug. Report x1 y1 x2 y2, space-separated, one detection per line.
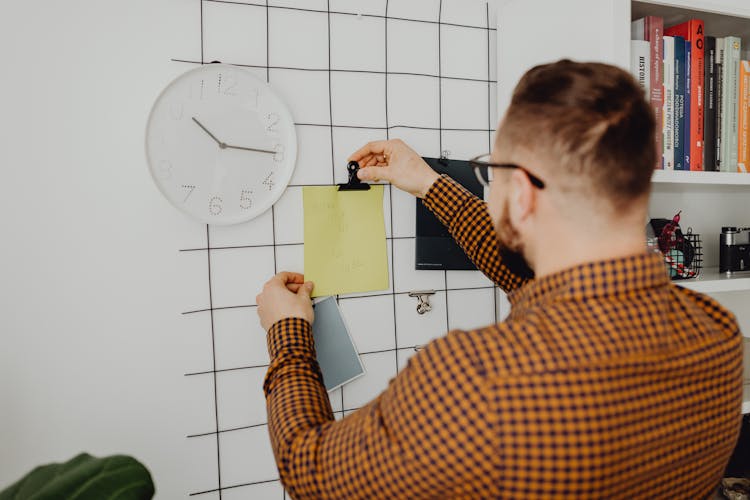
665 20 705 171
635 16 664 169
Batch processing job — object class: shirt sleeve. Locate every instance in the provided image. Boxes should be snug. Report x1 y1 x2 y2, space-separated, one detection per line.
422 175 533 292
263 318 500 499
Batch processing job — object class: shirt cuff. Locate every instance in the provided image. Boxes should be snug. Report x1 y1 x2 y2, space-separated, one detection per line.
422 174 475 227
267 317 315 360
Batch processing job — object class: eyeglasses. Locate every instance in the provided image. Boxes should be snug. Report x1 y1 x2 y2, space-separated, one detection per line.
468 154 546 189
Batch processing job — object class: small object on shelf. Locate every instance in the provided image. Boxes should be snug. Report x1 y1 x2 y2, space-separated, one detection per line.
649 211 702 279
408 290 435 315
720 226 750 274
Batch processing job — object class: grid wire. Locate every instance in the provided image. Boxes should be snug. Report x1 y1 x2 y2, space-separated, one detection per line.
181 0 500 497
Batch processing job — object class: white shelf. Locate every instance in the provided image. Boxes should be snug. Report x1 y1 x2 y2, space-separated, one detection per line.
675 267 750 293
652 169 750 185
743 385 749 415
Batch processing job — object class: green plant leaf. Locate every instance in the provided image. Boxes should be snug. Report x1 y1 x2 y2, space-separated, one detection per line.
0 453 155 500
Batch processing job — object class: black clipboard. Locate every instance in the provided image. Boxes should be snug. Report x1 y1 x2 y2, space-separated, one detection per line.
415 157 484 271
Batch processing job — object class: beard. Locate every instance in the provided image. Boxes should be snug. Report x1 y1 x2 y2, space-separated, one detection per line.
495 198 535 280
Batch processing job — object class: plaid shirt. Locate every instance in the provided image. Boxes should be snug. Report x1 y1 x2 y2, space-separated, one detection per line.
264 175 744 499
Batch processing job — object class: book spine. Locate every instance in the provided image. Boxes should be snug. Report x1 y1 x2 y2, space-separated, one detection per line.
704 36 717 171
665 20 705 170
630 40 651 94
646 17 664 169
739 61 750 173
663 36 675 170
672 36 685 170
716 38 724 170
674 36 686 170
726 37 742 172
684 40 692 171
689 20 705 171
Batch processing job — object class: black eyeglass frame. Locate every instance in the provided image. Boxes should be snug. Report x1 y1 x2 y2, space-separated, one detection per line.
468 155 546 189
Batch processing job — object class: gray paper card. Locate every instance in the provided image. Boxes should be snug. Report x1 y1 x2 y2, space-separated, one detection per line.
311 297 365 391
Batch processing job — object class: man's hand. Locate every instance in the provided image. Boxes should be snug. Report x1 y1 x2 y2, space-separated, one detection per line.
256 272 314 331
348 139 440 198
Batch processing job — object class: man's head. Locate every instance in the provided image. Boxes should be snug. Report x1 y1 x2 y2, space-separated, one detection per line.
486 59 656 272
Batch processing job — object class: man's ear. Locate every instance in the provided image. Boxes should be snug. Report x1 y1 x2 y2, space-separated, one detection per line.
509 168 536 222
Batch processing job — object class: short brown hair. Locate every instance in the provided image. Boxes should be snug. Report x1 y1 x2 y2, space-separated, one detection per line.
497 60 656 208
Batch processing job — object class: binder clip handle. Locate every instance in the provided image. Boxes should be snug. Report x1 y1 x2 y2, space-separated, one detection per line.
338 161 371 191
408 290 435 315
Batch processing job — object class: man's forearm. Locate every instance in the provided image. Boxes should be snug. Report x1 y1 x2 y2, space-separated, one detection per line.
263 317 334 498
422 175 531 291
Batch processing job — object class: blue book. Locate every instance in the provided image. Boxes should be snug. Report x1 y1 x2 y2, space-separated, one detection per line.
673 36 686 170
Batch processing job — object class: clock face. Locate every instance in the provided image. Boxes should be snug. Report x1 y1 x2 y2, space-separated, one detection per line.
145 64 297 225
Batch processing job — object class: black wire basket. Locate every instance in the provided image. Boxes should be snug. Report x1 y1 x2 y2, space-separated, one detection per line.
664 228 703 280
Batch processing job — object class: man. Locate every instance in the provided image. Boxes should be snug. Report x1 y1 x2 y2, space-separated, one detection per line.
256 60 744 499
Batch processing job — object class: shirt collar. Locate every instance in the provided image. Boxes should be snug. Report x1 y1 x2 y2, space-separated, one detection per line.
508 252 670 314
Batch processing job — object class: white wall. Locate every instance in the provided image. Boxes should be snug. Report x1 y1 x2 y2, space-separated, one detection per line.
1 0 209 495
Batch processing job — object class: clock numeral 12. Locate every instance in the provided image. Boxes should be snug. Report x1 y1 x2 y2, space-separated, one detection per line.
240 189 253 210
209 196 223 216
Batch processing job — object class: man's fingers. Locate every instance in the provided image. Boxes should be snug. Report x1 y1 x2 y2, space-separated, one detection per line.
348 140 389 163
272 271 305 285
286 283 302 293
297 281 314 298
357 165 391 183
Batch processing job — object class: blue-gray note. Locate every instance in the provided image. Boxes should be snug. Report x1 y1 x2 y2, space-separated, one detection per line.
311 297 365 391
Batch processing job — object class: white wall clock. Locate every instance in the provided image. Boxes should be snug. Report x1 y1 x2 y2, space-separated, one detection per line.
145 63 297 225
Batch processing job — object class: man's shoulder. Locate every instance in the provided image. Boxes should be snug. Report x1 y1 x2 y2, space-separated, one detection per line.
670 282 740 333
449 285 742 382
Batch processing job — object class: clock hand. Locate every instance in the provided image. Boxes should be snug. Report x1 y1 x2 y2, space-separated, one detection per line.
223 143 276 154
192 117 227 149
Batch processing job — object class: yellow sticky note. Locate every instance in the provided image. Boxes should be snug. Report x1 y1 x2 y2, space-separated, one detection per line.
303 185 389 297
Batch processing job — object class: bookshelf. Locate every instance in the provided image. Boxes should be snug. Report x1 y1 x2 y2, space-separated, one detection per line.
496 0 750 416
633 0 750 416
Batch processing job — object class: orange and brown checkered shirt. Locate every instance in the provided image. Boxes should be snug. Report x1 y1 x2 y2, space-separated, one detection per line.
263 175 744 499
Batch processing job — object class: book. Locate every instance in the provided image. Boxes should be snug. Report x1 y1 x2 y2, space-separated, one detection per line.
665 20 705 171
685 40 692 170
632 16 664 169
631 18 645 40
721 37 742 172
716 38 725 170
704 36 718 171
630 40 651 95
739 60 750 173
663 36 675 170
673 36 686 171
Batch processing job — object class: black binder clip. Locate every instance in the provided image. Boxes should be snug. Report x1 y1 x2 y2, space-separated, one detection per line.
337 161 370 191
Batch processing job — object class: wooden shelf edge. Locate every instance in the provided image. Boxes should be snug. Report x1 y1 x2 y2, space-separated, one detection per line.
674 268 750 293
652 170 750 185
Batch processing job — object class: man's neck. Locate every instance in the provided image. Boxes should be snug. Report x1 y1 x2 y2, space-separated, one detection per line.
528 226 648 279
